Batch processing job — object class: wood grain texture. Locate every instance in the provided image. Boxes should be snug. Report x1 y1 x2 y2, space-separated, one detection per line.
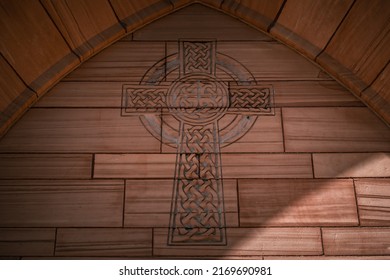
317 0 390 93
133 4 270 41
271 0 353 59
222 0 284 30
0 56 36 137
239 179 358 226
273 81 362 107
56 228 152 257
94 154 176 178
355 179 390 226
313 153 390 178
154 227 322 256
283 107 390 152
220 109 284 153
110 0 172 32
34 82 122 108
362 63 390 124
124 179 238 227
0 109 160 153
0 228 55 257
0 154 92 179
0 0 79 93
323 228 390 255
221 154 313 178
216 42 325 80
41 0 124 59
64 42 165 81
0 180 124 227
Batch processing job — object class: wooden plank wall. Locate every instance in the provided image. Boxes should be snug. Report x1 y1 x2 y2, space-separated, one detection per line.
0 0 389 139
0 4 389 259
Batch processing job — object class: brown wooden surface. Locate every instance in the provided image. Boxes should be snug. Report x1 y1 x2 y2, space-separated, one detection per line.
0 0 389 138
283 107 390 152
271 0 354 59
0 228 55 257
124 179 238 227
133 4 270 41
110 0 172 32
362 63 390 123
0 180 124 227
273 81 362 107
41 0 124 59
355 179 390 226
313 153 390 178
0 154 92 179
323 228 390 255
222 0 284 30
317 0 390 94
0 0 79 94
0 56 36 136
154 228 322 256
63 41 165 82
0 109 160 153
56 228 152 257
221 154 313 178
94 154 176 178
239 179 358 226
0 3 389 259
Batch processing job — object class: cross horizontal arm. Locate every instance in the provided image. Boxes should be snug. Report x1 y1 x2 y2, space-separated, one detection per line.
228 84 274 115
121 85 169 115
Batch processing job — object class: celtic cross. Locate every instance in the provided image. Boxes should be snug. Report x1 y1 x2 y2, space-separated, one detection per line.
122 40 274 245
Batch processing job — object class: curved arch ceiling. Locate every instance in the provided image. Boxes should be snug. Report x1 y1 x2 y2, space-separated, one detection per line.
0 0 389 137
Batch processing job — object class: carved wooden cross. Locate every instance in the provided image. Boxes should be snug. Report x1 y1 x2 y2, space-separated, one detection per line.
122 40 273 245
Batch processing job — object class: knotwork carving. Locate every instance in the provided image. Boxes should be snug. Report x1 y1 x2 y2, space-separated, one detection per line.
182 41 214 75
171 178 224 243
229 87 273 113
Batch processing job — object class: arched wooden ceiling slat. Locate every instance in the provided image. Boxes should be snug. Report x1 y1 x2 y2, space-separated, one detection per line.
0 0 389 138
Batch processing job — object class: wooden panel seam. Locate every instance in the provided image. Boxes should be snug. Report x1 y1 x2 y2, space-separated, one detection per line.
314 0 357 60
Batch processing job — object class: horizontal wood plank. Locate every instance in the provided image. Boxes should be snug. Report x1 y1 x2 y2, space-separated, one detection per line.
323 228 390 255
273 81 362 107
124 179 238 227
355 179 390 226
283 107 390 152
154 227 322 256
221 154 313 178
0 180 124 227
239 179 358 226
64 42 165 82
34 82 123 108
133 4 270 41
0 109 160 153
0 154 92 179
0 228 55 257
94 154 176 178
313 153 390 178
56 228 152 257
216 42 325 81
